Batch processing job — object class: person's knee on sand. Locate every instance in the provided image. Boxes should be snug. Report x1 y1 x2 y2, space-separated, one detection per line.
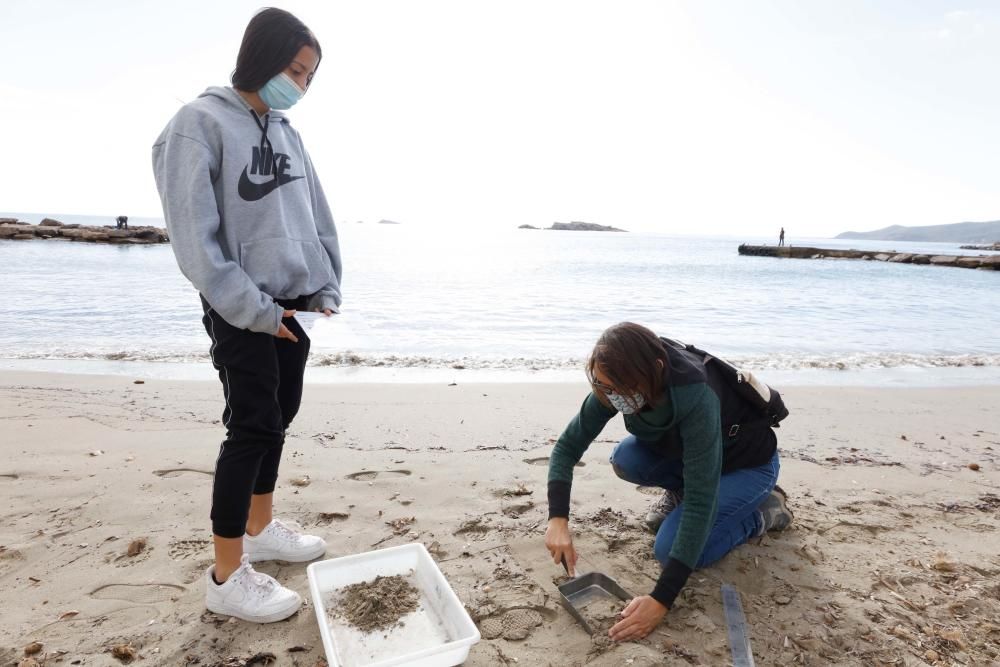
609 439 645 485
609 436 683 489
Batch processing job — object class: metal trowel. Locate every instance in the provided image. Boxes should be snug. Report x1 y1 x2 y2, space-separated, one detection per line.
556 556 632 634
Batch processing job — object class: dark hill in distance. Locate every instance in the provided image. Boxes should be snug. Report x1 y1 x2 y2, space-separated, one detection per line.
549 221 627 232
518 221 626 232
837 220 1000 243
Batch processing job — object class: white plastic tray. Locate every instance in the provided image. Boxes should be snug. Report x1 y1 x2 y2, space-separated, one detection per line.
307 542 480 667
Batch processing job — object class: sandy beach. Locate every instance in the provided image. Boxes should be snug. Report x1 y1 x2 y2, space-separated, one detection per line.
2 370 999 666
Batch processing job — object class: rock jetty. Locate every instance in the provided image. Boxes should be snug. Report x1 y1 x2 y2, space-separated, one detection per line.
960 242 1000 251
738 244 999 271
0 217 168 244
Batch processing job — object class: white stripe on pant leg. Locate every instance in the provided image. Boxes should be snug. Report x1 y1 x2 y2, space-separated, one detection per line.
206 307 233 430
214 442 226 477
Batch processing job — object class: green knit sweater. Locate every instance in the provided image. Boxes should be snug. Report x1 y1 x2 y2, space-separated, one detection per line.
547 384 723 607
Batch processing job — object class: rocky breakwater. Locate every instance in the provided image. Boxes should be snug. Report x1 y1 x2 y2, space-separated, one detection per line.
738 244 1000 271
0 217 169 244
519 221 627 232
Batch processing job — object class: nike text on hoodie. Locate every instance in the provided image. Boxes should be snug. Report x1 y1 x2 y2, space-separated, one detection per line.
152 86 342 335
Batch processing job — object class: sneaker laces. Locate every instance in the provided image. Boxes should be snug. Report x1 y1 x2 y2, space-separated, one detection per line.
269 519 304 542
233 557 278 598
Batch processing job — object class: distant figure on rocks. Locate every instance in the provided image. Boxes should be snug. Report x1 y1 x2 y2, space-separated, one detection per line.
778 227 785 246
116 215 129 230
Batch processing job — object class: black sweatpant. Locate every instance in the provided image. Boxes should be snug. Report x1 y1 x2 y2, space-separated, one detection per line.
200 295 311 538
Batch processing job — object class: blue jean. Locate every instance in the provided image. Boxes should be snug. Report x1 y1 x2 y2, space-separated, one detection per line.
609 435 780 568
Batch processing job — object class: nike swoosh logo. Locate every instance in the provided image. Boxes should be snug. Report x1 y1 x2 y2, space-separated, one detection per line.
238 168 304 202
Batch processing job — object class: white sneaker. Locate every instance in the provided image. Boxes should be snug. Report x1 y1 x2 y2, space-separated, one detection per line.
244 519 327 563
205 554 301 623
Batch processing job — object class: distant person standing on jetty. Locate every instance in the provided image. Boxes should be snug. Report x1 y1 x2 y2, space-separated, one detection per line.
152 8 342 624
115 215 128 230
779 227 785 246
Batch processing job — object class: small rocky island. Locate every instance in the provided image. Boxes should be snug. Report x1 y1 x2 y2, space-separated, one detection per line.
738 244 999 271
519 221 627 232
0 217 168 244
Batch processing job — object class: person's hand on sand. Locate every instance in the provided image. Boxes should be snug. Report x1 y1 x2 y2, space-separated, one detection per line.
608 595 667 641
276 309 299 342
544 517 578 576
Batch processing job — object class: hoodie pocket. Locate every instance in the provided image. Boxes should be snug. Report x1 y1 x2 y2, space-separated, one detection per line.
239 237 332 297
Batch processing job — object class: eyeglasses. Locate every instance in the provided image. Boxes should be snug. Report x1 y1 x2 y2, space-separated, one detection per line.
587 371 617 395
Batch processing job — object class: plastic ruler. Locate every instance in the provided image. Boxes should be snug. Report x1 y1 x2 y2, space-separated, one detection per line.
721 583 756 667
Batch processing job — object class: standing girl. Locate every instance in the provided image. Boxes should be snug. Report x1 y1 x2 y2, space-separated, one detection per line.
153 8 341 623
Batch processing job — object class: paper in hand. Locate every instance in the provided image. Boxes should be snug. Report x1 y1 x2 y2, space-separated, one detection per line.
293 309 371 349
292 311 329 333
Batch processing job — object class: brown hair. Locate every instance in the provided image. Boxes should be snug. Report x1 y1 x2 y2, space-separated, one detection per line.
232 8 322 92
586 322 668 410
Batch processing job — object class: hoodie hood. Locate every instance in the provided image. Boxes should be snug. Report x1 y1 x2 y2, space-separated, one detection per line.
197 86 290 124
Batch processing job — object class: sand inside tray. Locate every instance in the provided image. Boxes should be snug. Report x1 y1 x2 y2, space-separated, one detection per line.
333 574 420 633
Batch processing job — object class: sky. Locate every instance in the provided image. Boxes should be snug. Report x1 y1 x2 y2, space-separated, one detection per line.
0 0 997 236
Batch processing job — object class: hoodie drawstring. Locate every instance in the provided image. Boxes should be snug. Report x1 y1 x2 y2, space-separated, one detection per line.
249 110 277 183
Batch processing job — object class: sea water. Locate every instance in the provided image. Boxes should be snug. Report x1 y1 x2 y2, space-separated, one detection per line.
2 215 998 385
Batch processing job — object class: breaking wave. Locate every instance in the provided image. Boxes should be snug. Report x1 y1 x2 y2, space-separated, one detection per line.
3 349 1000 371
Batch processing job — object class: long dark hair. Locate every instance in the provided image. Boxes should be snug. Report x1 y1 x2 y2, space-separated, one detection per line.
231 8 322 92
587 322 668 410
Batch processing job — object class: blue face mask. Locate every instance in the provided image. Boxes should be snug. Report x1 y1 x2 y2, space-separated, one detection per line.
258 72 305 110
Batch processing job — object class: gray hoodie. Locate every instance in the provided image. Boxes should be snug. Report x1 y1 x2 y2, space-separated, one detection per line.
152 86 342 334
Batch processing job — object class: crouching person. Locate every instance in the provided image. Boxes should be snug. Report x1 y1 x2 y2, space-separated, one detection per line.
544 322 792 640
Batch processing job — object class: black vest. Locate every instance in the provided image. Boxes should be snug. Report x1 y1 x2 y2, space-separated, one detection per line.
654 339 779 474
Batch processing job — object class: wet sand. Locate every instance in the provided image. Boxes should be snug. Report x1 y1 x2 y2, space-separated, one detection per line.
1 371 998 666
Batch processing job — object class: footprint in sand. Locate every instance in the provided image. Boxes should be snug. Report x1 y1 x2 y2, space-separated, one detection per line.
0 546 25 576
503 502 535 518
523 457 585 467
478 607 553 641
168 538 212 561
153 468 214 478
0 546 23 560
90 582 185 604
345 469 412 481
32 606 165 636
